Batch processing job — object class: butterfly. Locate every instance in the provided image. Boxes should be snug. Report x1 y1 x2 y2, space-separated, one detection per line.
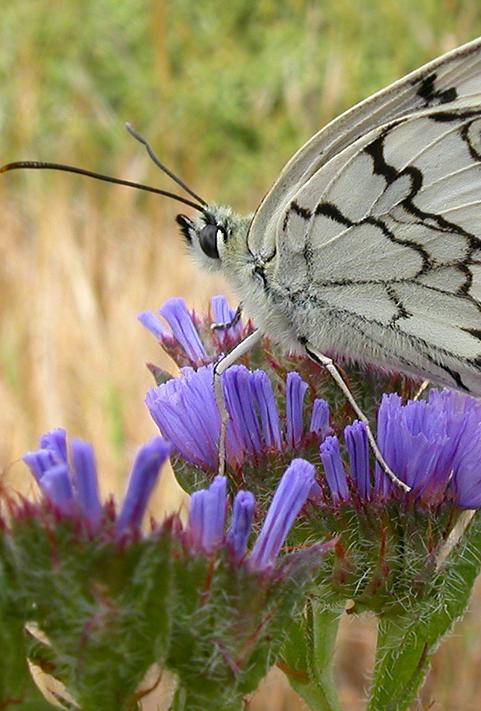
4 37 481 489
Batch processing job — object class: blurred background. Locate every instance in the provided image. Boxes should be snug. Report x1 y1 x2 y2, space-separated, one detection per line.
2 1 481 708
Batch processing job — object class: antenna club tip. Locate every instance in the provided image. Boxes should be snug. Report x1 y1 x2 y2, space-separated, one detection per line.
125 122 141 141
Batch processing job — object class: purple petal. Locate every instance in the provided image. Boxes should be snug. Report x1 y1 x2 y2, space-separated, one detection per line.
309 399 331 441
443 392 481 507
285 373 309 448
223 366 263 458
146 365 220 471
39 463 74 513
249 459 315 570
39 428 67 463
250 370 282 450
344 421 371 500
227 490 255 561
187 476 227 553
375 392 466 502
375 395 398 497
159 297 207 363
71 439 103 527
138 310 169 339
23 449 58 483
117 438 171 533
320 436 350 503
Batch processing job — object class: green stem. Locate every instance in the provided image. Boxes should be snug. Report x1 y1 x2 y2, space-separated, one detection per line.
282 600 343 711
368 614 429 711
170 685 243 711
368 512 481 711
288 675 342 711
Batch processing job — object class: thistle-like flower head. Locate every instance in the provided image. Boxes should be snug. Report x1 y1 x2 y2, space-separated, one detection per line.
141 296 481 616
14 431 327 710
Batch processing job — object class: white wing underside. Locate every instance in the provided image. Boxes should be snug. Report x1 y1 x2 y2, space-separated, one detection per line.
247 37 481 394
250 36 481 248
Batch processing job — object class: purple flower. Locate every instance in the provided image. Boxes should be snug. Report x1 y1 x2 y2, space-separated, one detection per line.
146 366 221 471
71 439 103 526
188 476 227 553
227 491 256 561
250 370 282 450
320 437 349 504
315 389 481 510
140 295 248 368
249 459 316 570
344 420 371 501
146 363 329 472
286 373 309 448
376 390 481 507
309 399 331 440
139 297 207 364
117 438 172 532
185 459 315 569
23 431 171 531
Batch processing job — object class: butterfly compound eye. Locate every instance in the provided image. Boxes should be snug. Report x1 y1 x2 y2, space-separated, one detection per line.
199 223 221 259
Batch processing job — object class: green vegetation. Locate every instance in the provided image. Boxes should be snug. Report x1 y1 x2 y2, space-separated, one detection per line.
2 1 481 206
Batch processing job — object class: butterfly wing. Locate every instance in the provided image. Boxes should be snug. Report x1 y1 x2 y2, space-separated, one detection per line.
249 36 481 256
268 104 481 394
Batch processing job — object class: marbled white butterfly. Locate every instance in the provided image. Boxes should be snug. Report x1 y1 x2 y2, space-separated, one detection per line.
4 37 481 488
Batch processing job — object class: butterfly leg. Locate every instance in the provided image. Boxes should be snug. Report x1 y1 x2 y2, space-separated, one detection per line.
414 380 430 400
211 303 243 331
213 328 264 475
304 344 411 493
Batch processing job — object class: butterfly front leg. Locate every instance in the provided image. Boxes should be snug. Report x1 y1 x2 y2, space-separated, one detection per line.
213 329 264 476
303 342 411 493
211 303 243 332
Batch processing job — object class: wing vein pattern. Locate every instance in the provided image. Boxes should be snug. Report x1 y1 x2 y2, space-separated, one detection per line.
249 37 481 394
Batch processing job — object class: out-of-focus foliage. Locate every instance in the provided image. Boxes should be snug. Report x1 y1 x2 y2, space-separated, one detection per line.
2 1 481 205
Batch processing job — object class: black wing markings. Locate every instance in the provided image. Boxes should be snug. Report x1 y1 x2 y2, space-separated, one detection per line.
284 114 481 308
415 72 458 107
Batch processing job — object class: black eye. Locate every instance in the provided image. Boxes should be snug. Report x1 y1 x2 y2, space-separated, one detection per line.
199 223 221 259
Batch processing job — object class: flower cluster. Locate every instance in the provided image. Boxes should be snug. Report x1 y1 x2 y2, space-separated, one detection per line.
144 349 481 513
23 428 171 532
12 429 328 711
139 295 248 368
140 296 481 618
146 364 330 473
317 389 481 509
10 293 481 711
23 429 321 571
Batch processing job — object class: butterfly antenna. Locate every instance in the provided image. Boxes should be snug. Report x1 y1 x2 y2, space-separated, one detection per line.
0 161 205 211
125 122 207 206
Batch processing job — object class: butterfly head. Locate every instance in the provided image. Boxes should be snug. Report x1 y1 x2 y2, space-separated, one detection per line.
176 205 251 273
